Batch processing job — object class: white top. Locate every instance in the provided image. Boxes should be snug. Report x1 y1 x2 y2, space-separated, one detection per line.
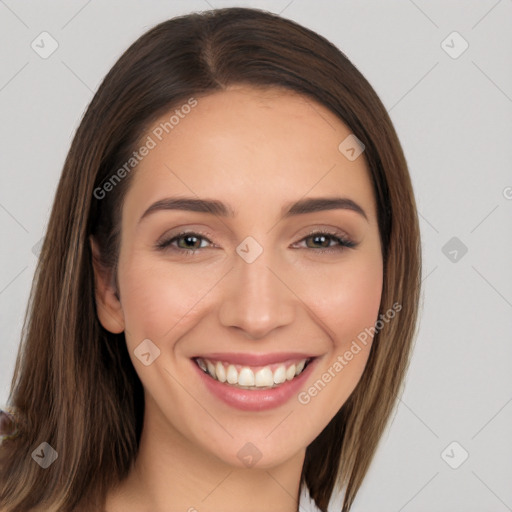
299 484 345 512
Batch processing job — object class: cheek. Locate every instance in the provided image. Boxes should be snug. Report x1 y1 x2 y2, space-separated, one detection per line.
293 255 383 433
300 254 383 350
118 247 383 349
116 252 224 346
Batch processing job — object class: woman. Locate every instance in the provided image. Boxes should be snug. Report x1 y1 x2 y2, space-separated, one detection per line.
0 7 421 512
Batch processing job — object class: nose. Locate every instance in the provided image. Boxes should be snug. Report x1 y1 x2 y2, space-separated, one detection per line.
218 247 296 340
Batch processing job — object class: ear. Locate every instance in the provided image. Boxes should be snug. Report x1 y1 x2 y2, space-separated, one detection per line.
89 235 125 334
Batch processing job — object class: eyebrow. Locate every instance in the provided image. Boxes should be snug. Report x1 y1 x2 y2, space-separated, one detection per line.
138 196 368 223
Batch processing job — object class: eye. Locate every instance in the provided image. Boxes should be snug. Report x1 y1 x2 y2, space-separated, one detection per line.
156 229 357 256
156 231 213 254
294 230 357 253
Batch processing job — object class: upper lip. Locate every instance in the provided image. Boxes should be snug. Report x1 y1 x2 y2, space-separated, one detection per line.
193 352 317 366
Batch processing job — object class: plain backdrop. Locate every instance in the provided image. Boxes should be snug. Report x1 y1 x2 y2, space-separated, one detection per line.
1 1 511 511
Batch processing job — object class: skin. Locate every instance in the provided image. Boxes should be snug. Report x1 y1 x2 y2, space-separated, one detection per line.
91 85 383 512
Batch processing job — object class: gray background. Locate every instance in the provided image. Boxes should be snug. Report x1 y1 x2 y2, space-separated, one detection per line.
1 1 511 511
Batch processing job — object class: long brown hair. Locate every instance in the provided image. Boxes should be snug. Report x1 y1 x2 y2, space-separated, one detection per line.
0 7 421 512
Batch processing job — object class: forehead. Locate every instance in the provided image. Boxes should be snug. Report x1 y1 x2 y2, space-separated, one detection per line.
124 85 377 224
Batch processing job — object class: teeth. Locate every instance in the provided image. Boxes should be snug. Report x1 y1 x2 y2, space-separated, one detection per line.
226 364 238 384
196 357 310 389
206 360 216 377
255 367 274 387
215 361 226 382
238 368 255 386
273 365 286 384
285 364 296 381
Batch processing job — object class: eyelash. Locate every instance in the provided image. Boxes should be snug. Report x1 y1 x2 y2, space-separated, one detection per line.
156 229 357 255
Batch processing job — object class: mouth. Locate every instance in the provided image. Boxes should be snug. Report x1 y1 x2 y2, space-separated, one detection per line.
191 351 320 411
193 356 313 390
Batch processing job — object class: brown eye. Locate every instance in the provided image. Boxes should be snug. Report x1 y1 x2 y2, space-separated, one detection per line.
305 233 332 248
156 232 212 253
175 234 204 250
297 231 356 253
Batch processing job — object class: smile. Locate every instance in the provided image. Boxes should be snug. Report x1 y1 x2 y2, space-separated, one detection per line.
191 352 319 411
194 356 312 390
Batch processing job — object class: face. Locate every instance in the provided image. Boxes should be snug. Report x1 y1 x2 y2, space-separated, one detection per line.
93 85 383 470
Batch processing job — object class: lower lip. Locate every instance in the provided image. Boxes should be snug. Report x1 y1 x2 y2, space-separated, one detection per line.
192 358 317 411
